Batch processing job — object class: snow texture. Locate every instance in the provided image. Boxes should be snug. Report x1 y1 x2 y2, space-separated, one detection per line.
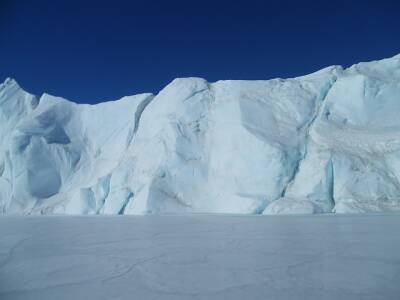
1 54 400 215
1 214 400 299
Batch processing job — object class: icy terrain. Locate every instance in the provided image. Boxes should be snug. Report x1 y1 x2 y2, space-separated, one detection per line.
1 214 400 299
1 54 400 215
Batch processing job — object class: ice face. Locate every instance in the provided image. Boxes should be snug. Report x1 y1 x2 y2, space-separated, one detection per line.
1 55 400 215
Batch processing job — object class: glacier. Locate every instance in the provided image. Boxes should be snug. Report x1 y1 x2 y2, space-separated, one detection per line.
1 54 400 215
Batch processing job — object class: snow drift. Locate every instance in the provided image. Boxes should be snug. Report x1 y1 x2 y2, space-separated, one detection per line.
1 54 400 215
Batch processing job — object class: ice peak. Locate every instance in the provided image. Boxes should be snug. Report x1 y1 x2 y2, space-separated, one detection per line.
1 77 19 89
3 77 17 85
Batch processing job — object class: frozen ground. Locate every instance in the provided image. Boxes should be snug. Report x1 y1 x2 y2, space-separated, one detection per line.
1 214 400 300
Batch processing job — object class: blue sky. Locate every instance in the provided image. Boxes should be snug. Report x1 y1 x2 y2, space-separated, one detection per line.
1 0 399 103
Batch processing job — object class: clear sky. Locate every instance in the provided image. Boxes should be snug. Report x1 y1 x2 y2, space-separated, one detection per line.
1 0 399 103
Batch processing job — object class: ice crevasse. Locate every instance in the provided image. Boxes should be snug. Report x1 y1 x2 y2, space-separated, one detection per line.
1 54 400 215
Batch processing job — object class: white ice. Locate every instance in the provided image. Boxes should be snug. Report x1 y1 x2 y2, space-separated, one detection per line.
1 54 400 215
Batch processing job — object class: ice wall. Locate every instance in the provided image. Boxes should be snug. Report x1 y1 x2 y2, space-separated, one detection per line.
1 54 400 214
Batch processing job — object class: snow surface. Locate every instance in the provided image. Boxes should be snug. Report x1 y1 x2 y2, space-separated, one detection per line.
1 214 400 299
1 54 400 214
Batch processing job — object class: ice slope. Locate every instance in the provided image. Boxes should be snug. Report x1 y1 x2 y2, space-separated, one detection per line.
0 78 154 214
1 54 400 215
266 54 400 214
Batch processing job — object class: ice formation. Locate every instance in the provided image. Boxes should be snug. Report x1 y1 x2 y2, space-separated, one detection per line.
1 54 400 215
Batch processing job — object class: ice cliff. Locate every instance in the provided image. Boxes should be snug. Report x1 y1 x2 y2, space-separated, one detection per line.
1 54 400 215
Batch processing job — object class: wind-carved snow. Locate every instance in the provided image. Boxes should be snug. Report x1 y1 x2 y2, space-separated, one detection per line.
1 54 400 215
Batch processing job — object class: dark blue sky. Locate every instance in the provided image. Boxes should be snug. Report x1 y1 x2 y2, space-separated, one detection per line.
1 0 399 103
